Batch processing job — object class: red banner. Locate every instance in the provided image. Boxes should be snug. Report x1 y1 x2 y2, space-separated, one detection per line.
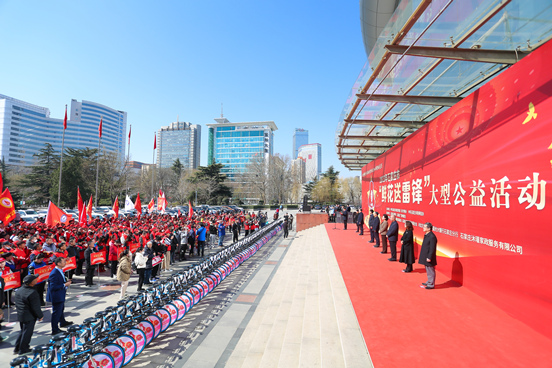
63 257 77 272
34 264 55 283
128 242 139 254
362 39 552 340
152 256 162 267
91 251 106 265
3 271 21 290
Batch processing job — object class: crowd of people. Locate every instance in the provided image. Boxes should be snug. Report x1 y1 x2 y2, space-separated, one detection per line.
0 208 277 354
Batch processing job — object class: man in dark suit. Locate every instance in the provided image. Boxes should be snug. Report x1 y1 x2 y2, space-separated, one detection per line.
342 206 349 230
387 215 399 261
372 212 381 247
419 222 438 289
46 257 73 335
368 210 375 242
14 274 44 355
356 209 364 235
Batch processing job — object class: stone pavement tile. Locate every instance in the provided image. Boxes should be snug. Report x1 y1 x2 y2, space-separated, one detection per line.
278 342 301 368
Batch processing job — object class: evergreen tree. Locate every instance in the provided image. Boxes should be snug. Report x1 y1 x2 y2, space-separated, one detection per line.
20 143 59 205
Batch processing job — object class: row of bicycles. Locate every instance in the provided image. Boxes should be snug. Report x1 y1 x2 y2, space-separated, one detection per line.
10 220 283 368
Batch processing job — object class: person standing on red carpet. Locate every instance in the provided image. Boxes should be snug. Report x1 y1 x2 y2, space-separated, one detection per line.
399 221 415 272
419 223 438 289
379 214 389 254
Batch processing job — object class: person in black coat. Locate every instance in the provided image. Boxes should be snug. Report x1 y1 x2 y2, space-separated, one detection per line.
399 221 415 272
144 241 154 284
368 210 375 242
419 222 438 289
342 207 349 230
14 274 44 355
356 209 364 235
84 241 96 287
372 212 381 247
386 215 399 261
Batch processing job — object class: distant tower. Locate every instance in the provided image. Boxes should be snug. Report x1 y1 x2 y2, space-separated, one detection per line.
293 128 309 159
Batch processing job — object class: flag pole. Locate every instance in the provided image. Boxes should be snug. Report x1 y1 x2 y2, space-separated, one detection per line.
57 105 67 206
126 124 131 195
151 132 155 199
95 117 102 207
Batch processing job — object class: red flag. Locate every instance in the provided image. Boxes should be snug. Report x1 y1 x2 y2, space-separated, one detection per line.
63 105 68 130
154 134 156 149
77 188 87 226
87 194 93 219
188 200 193 219
99 118 103 138
157 190 166 212
135 193 142 216
45 201 73 227
113 196 119 218
0 188 16 225
147 198 155 212
128 125 131 144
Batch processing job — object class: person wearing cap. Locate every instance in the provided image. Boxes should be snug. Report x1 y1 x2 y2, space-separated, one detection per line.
14 274 44 355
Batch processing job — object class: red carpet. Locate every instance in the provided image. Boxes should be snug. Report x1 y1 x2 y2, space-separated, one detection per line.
325 223 552 368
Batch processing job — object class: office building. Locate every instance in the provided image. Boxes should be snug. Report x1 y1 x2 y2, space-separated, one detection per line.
156 121 201 169
0 94 126 167
207 117 277 179
293 128 308 159
297 143 321 183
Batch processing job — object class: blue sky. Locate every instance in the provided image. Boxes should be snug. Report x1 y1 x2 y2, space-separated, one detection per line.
0 0 366 177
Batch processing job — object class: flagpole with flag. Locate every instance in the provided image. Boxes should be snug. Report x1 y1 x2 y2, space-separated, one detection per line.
152 132 156 199
126 124 131 195
95 117 103 207
57 105 68 206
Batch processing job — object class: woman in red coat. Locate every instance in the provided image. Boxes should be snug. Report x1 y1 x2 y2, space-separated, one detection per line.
108 238 121 278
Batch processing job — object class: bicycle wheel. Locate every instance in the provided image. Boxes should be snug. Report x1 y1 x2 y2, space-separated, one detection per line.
154 307 172 332
81 352 115 368
135 320 155 345
145 314 163 339
102 343 125 368
172 299 187 321
114 335 137 366
126 328 146 356
163 303 179 326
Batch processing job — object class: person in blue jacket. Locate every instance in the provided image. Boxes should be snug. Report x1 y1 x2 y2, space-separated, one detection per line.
217 221 226 247
196 223 207 257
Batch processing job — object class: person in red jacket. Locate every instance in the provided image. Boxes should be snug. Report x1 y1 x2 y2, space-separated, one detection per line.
108 239 121 278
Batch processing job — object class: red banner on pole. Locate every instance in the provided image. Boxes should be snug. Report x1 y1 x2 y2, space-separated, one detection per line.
91 251 106 265
63 257 77 272
3 271 21 290
152 256 162 267
34 264 55 283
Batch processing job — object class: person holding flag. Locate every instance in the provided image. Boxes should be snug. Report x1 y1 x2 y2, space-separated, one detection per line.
112 196 119 219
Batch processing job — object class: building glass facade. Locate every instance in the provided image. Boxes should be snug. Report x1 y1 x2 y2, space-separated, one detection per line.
0 94 126 166
207 118 277 180
293 128 308 159
156 121 201 169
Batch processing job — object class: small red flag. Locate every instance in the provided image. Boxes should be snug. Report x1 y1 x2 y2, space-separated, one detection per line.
135 193 142 216
63 105 68 130
112 196 119 218
154 134 156 149
188 200 193 219
128 125 131 144
77 187 84 214
0 188 16 225
77 188 86 226
87 194 93 219
99 118 103 138
45 201 73 227
147 198 155 212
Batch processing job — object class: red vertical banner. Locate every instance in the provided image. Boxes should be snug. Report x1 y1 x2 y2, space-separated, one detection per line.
3 271 21 290
34 264 55 283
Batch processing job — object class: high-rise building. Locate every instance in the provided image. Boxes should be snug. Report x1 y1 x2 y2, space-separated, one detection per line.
207 117 277 180
291 157 306 184
293 128 308 159
156 121 201 169
297 143 322 182
0 94 127 167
